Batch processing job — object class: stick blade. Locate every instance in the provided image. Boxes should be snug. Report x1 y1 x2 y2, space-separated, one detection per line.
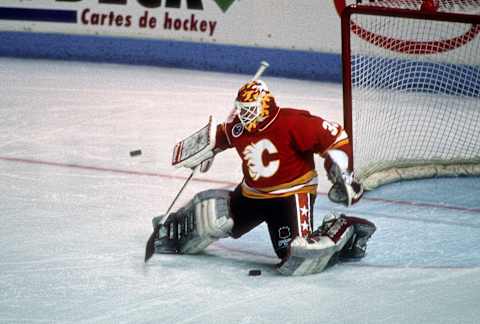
144 225 159 263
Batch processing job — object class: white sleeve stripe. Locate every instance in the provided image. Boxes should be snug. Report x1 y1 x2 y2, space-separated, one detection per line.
334 129 349 144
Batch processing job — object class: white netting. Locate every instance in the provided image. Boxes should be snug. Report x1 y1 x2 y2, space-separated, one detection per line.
354 0 480 13
346 3 480 189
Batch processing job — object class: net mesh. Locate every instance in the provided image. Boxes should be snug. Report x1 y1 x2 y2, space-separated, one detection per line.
354 0 480 13
347 3 480 189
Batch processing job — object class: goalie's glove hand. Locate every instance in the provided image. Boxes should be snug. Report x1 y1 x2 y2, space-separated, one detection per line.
328 171 364 207
192 148 222 173
197 155 215 173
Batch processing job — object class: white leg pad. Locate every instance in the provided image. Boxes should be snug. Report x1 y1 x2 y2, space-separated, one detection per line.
179 189 233 254
277 215 355 276
153 189 234 255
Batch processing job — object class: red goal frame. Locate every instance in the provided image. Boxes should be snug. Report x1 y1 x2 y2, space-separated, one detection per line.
341 4 480 172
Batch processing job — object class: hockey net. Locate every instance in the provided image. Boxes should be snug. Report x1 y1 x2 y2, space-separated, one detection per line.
341 0 480 190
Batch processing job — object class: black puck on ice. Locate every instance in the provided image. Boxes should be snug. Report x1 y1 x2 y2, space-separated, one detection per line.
248 269 262 276
129 149 142 157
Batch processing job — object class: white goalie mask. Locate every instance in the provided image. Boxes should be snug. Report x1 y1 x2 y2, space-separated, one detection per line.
234 80 276 132
235 100 261 128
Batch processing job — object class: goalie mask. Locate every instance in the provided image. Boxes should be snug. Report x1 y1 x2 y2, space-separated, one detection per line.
234 80 278 132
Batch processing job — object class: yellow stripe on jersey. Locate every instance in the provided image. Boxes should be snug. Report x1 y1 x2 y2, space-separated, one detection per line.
241 170 318 199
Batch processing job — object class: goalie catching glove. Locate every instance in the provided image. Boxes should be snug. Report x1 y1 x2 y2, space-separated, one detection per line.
326 149 364 207
152 189 234 255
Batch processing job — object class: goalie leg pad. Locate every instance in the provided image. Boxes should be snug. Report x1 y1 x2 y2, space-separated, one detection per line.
277 214 355 276
153 189 234 255
339 216 376 260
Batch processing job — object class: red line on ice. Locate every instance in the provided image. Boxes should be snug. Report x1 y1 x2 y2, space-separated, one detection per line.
1 156 479 214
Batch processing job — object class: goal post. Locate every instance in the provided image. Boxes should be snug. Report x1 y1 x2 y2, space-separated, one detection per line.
341 1 480 190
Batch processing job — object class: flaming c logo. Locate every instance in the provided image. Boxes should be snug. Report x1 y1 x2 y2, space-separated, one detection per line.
243 139 279 181
333 0 480 54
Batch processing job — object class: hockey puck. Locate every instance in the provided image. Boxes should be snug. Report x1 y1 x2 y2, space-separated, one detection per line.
129 149 142 157
248 269 262 276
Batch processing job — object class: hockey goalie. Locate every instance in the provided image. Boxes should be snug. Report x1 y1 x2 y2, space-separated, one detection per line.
149 79 375 276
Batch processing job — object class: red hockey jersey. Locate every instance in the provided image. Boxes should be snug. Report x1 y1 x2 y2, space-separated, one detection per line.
215 108 349 199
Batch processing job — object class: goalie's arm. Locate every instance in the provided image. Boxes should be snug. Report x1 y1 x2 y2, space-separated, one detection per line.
300 114 363 207
287 112 362 207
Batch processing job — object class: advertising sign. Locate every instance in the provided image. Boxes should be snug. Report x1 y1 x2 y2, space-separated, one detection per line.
0 1 342 53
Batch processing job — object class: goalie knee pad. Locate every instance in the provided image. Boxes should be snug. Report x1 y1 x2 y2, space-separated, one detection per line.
193 190 233 239
153 189 234 255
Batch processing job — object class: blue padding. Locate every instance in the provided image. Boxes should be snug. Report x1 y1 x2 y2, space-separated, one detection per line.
0 7 77 23
0 31 342 82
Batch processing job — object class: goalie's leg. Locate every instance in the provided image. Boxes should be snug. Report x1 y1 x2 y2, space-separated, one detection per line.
277 213 376 276
338 216 376 260
264 192 315 260
152 189 234 255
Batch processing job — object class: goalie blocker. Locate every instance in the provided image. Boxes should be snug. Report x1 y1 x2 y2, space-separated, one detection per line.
171 115 217 173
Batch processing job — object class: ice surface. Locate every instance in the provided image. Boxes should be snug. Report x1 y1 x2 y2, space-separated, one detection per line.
1 58 479 323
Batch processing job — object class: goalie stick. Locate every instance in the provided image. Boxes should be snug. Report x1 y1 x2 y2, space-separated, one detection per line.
144 60 270 263
144 167 197 262
252 60 269 81
144 117 215 262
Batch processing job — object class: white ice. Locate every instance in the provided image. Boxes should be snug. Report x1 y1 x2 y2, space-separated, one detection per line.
1 57 479 324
